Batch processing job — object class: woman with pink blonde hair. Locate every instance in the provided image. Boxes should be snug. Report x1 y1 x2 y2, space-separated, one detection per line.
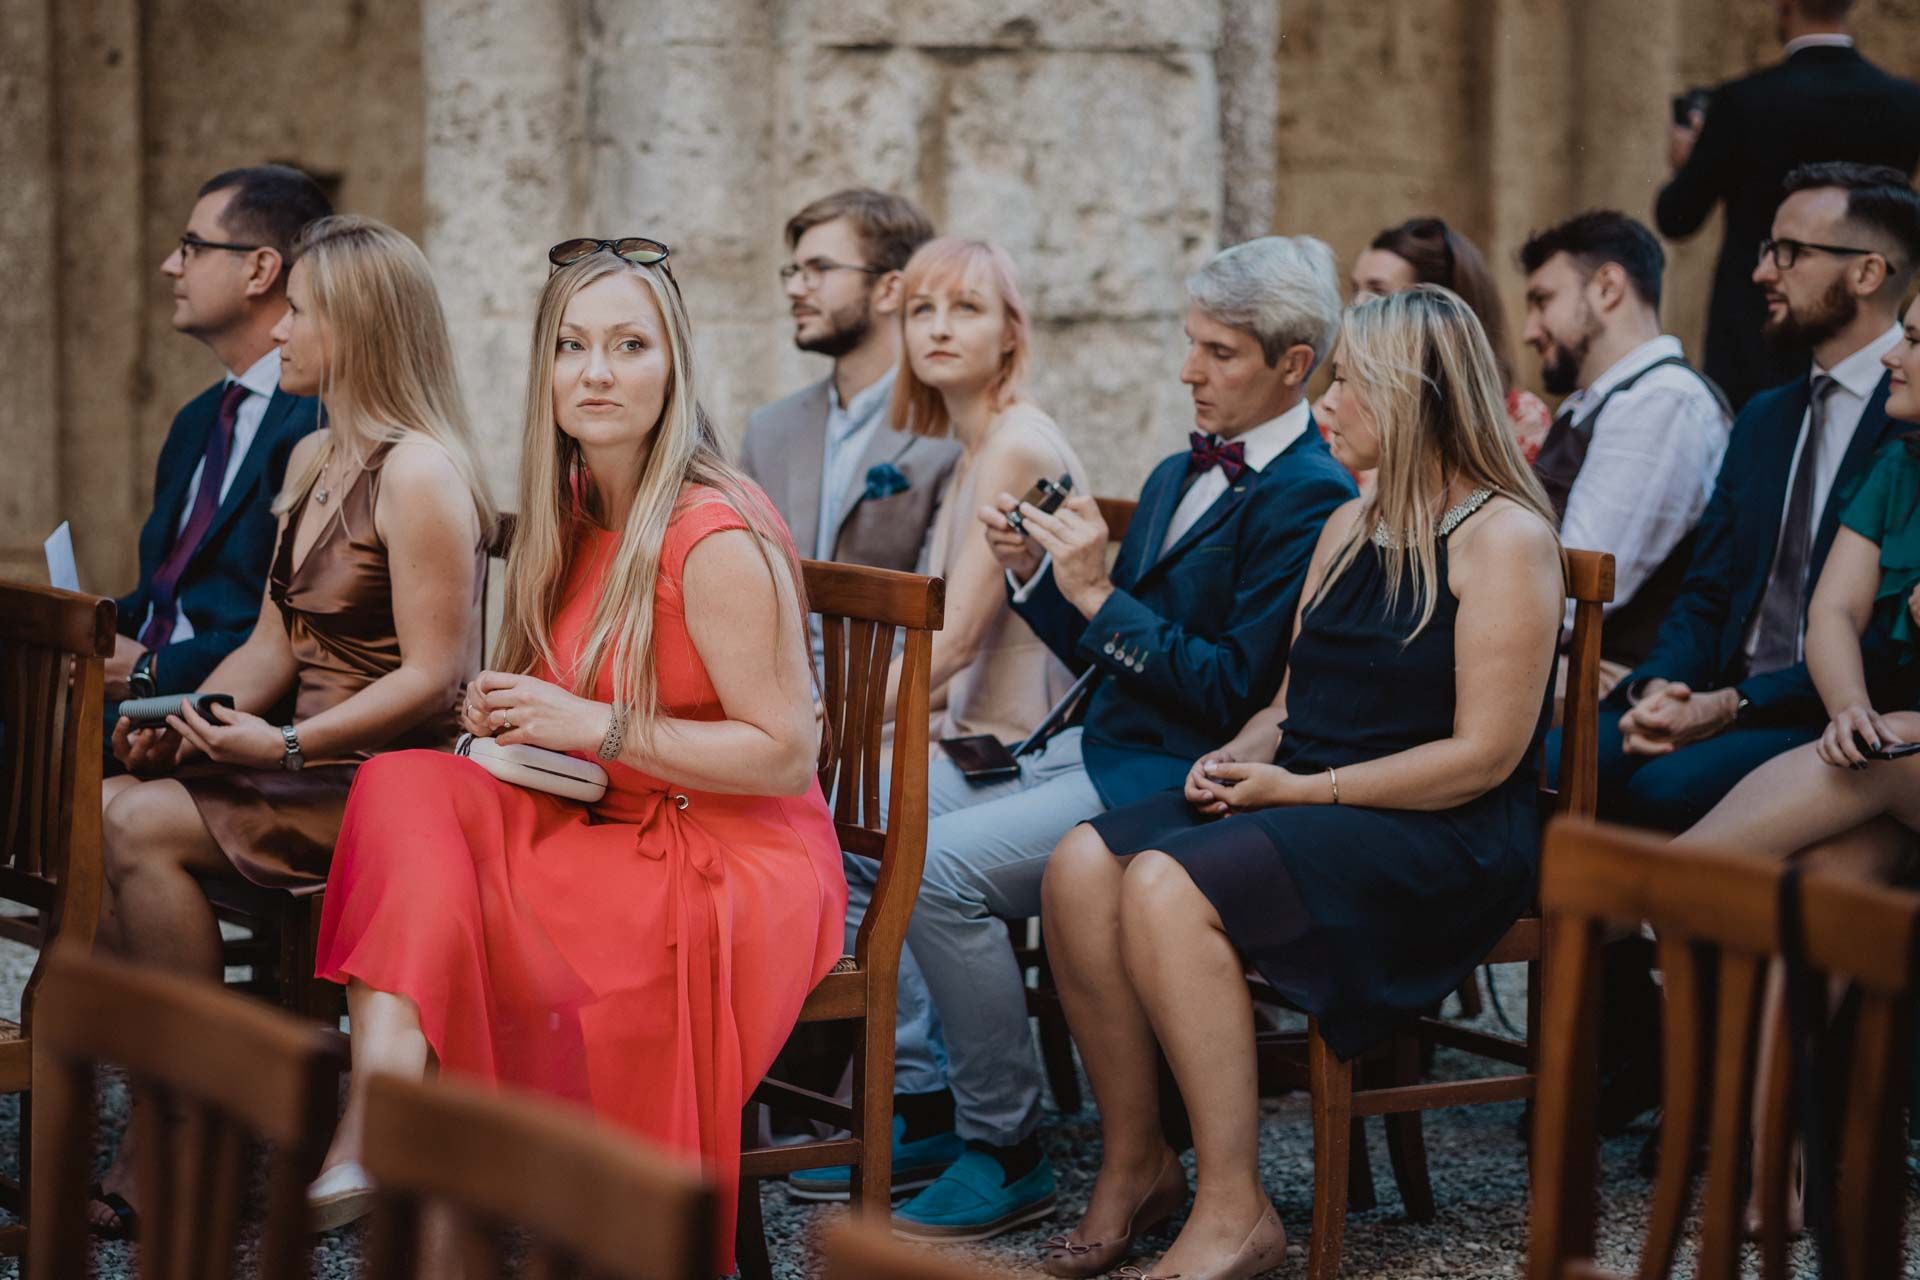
879 236 1090 749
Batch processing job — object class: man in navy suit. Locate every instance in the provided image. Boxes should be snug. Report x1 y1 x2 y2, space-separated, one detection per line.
848 237 1356 1241
106 166 331 760
1570 162 1920 831
1656 0 1920 408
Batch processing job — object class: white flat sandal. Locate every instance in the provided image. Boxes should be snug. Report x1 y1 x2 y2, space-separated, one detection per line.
308 1160 376 1232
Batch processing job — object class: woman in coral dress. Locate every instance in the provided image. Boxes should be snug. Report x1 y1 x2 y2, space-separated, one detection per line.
311 238 846 1272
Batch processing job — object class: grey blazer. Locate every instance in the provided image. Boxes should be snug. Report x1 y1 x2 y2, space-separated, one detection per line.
739 377 961 574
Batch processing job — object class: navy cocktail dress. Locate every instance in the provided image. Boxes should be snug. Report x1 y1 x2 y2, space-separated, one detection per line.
1089 510 1550 1057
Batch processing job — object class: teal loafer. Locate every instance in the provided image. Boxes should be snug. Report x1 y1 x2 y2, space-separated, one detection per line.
786 1116 964 1202
891 1147 1057 1243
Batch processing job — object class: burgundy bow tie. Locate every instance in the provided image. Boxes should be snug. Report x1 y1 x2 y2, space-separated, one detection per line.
1187 432 1247 481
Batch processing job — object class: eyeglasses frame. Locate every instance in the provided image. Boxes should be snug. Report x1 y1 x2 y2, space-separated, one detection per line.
1757 237 1884 271
778 257 886 289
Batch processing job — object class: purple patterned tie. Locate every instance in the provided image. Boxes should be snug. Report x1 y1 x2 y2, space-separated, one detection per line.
139 381 251 650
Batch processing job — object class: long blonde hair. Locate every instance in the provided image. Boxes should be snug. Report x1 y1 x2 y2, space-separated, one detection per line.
1312 285 1558 637
272 215 495 530
492 252 805 742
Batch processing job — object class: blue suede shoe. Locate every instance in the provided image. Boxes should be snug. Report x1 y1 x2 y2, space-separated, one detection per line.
785 1116 963 1202
890 1147 1057 1243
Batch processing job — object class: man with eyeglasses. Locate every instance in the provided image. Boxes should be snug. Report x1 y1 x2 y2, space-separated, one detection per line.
1584 162 1920 834
740 188 959 574
1656 0 1920 410
105 165 330 768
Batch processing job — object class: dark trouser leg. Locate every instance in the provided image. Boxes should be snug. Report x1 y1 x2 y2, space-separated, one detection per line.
1623 725 1824 834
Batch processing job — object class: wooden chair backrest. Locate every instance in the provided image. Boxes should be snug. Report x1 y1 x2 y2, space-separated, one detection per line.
0 580 114 986
1530 819 1920 1280
822 1221 1013 1280
27 949 346 1280
1553 549 1615 820
361 1073 714 1280
1095 496 1136 540
804 559 945 974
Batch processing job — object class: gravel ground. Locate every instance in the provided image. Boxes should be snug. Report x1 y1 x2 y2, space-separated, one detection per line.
0 943 1912 1277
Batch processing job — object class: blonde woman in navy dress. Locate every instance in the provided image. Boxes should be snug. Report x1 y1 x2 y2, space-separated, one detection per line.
1037 286 1565 1279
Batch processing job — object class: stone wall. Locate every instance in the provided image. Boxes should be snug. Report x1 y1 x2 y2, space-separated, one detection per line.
11 0 1920 591
2 0 422 589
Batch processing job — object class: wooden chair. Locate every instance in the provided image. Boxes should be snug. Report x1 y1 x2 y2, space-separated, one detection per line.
0 578 114 1253
360 1072 713 1279
822 1219 1016 1280
27 948 346 1279
734 559 944 1280
206 516 523 1020
1250 546 1615 1280
1530 818 1920 1280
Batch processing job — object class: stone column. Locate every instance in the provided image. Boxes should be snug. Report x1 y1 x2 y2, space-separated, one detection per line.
0 0 62 581
421 0 586 509
586 0 781 442
1219 0 1280 246
53 0 147 593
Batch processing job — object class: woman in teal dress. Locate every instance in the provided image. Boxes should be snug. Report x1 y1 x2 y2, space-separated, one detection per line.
1682 293 1920 870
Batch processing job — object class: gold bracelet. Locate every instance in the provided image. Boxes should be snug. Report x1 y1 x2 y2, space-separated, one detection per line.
597 702 629 762
1327 766 1340 805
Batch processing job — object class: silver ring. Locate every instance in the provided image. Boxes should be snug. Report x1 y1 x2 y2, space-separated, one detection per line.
501 719 513 732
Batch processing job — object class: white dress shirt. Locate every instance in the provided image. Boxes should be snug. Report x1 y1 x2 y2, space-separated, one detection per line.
1782 32 1855 57
1555 335 1731 627
1742 324 1901 662
156 347 282 641
1009 400 1311 602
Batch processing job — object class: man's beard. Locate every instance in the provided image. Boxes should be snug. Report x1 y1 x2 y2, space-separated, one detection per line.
1538 302 1600 396
1539 334 1592 396
795 299 874 358
1762 275 1858 353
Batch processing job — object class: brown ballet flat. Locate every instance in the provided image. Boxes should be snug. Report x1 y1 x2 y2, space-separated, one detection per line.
1040 1149 1189 1278
1113 1202 1287 1280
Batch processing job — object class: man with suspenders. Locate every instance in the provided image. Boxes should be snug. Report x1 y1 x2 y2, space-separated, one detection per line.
1521 210 1733 680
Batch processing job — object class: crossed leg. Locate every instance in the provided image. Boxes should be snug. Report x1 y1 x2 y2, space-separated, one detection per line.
87 777 234 1230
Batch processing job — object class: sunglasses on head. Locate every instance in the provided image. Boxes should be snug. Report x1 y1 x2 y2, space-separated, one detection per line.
547 237 674 277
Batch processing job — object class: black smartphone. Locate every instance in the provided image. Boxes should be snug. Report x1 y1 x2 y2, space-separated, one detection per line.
1852 732 1920 761
1005 473 1074 536
941 733 1022 784
117 692 236 730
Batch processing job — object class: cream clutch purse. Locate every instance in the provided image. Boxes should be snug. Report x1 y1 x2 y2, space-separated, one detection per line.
454 734 608 804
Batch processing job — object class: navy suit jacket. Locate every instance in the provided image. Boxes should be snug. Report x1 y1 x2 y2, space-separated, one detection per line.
1011 425 1356 805
116 382 320 693
1621 370 1910 723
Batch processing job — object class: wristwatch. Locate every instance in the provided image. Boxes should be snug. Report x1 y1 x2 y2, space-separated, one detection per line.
128 650 158 700
279 723 306 772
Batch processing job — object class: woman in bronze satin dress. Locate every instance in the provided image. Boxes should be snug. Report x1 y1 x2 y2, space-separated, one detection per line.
91 214 494 1233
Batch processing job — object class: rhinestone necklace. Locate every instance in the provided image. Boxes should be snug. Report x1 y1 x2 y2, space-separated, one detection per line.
1371 486 1493 549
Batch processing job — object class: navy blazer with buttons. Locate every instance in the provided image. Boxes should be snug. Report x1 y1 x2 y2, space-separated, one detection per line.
1010 424 1357 805
116 380 320 693
1619 369 1912 723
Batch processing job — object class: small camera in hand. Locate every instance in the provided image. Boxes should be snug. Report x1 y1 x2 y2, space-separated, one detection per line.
1005 473 1074 536
1671 87 1710 128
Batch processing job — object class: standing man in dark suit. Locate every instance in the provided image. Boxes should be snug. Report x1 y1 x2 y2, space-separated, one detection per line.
107 165 331 746
740 189 960 571
1656 0 1920 408
1570 163 1920 832
851 237 1355 1242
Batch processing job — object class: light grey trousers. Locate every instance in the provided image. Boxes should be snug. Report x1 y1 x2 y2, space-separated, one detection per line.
843 727 1108 1145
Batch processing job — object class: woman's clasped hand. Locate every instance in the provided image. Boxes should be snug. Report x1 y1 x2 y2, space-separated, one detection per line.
462 670 611 753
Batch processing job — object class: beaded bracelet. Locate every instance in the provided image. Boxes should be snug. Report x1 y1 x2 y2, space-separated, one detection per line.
598 702 629 762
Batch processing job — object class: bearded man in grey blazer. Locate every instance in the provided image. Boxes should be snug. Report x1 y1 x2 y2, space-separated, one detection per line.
742 189 960 571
